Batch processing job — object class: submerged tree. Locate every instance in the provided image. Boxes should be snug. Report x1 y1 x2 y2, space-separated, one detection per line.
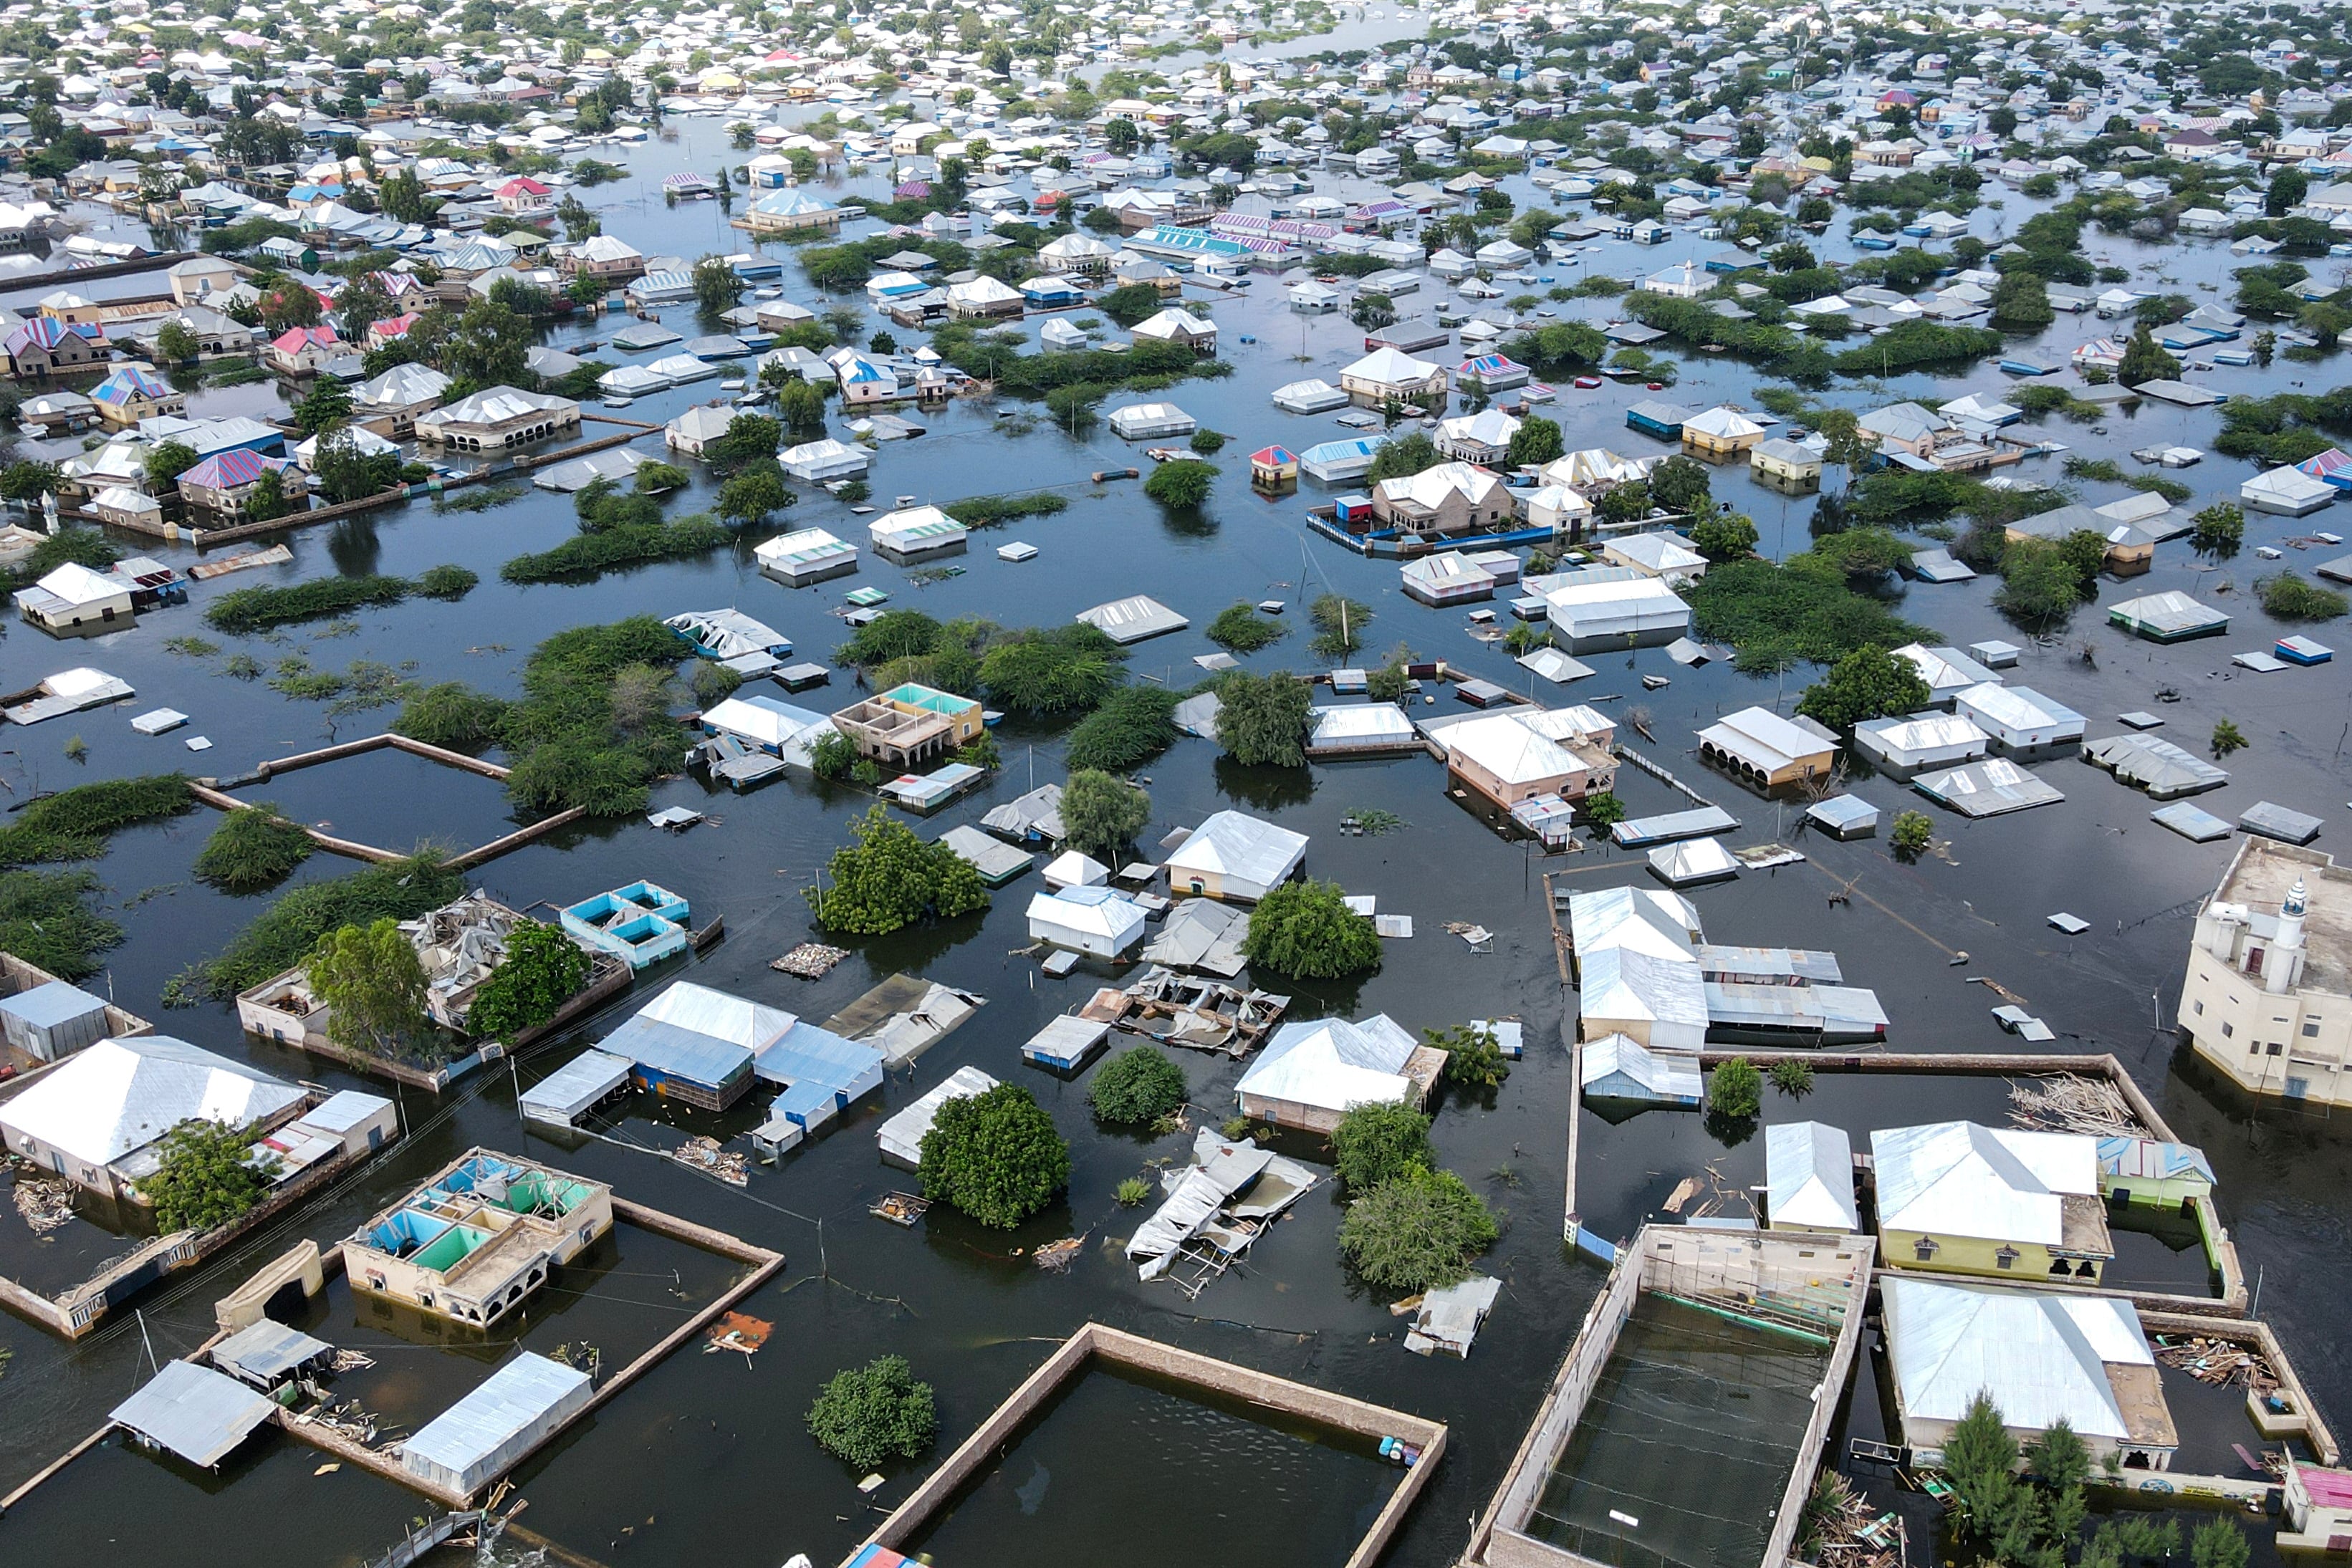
918 1082 1070 1228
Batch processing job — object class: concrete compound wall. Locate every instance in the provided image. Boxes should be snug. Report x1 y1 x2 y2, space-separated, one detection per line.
858 1322 1447 1568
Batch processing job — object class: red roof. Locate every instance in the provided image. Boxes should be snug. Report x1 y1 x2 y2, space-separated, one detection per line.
499 176 552 197
271 324 340 353
2303 1466 2352 1509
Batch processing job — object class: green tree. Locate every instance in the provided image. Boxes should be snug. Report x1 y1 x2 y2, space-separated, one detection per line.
1770 1058 1815 1097
1431 1023 1508 1089
138 1119 279 1232
1650 454 1712 514
1581 791 1627 829
1332 1102 1435 1193
1506 414 1564 468
1095 282 1163 326
1142 458 1216 509
1336 1167 1499 1292
1060 769 1149 861
1989 270 2053 329
155 319 201 365
1891 809 1934 862
1941 1395 2022 1534
293 376 352 436
311 431 403 504
1689 511 1759 562
918 1082 1070 1228
1243 878 1382 979
1995 537 2084 626
2212 718 2248 759
2267 165 2309 218
718 464 793 525
806 1355 938 1469
555 191 601 241
2189 502 2243 557
1214 670 1312 767
1088 1046 1187 1125
466 923 592 1042
145 439 199 489
691 254 740 314
1205 603 1286 653
307 917 431 1062
702 413 783 476
1708 1057 1763 1118
2190 1519 2250 1568
776 377 827 433
807 806 990 934
1797 644 1931 732
1365 431 1440 482
977 628 1122 714
2117 322 2180 387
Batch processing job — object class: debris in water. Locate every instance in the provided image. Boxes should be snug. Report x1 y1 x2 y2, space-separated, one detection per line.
870 1191 931 1226
772 942 851 979
11 1170 74 1233
1032 1234 1085 1272
671 1135 749 1185
705 1312 772 1358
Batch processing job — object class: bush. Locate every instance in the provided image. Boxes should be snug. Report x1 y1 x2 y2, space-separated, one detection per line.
1142 458 1217 509
1332 1102 1436 1193
2260 572 2348 621
1431 1024 1509 1090
393 683 511 752
1336 1167 1499 1292
168 855 462 1004
466 923 592 1042
1088 1046 1187 1125
918 1082 1070 1228
978 627 1125 714
806 1355 939 1470
415 564 479 600
139 1118 279 1232
1684 557 1928 674
1891 810 1934 862
807 805 990 933
1244 878 1382 979
206 574 413 634
1308 594 1373 659
0 870 124 980
500 515 732 584
193 803 314 893
1064 686 1180 771
0 774 192 867
1770 1058 1815 1097
1206 602 1287 653
1214 670 1312 766
1708 1057 1763 1119
1797 645 1932 734
1581 792 1626 829
2189 503 2245 557
1116 1176 1153 1206
944 490 1068 526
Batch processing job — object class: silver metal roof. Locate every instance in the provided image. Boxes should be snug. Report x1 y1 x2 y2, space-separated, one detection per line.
111 1360 277 1467
402 1352 593 1494
212 1317 333 1386
2082 733 2228 798
0 1035 301 1171
1914 759 2065 817
1766 1121 1858 1232
1882 1275 2156 1440
1076 594 1189 644
1870 1121 2096 1246
518 1049 635 1127
1163 809 1308 890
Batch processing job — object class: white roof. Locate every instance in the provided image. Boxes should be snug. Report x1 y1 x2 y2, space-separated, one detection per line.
432 384 574 425
1893 643 2001 694
1435 710 1584 786
1681 405 1766 440
0 1036 302 1173
1540 574 1691 637
701 693 828 749
877 1064 998 1164
1579 1031 1701 1099
1767 1120 1858 1231
110 1360 277 1468
1578 945 1709 1047
1882 1275 2154 1440
1954 683 2084 734
1163 810 1307 888
1568 885 1700 963
1342 345 1442 385
1376 460 1504 511
869 504 965 544
1236 1014 1418 1113
1027 886 1147 943
1696 706 1835 773
635 981 792 1054
1649 836 1742 884
1608 532 1707 572
1869 1120 2098 1247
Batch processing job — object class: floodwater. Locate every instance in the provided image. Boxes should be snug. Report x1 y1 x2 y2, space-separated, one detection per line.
1 78 2351 1568
902 1362 1403 1568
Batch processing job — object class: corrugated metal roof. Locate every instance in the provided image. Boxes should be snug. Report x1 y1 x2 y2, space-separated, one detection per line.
0 1035 301 1171
519 1049 635 1125
1882 1276 2158 1440
402 1352 592 1494
1237 1014 1418 1112
1163 810 1307 889
877 1064 998 1165
1870 1122 2097 1246
212 1317 332 1385
1914 758 2064 816
1767 1121 1858 1231
112 1361 278 1466
1578 1031 1701 1102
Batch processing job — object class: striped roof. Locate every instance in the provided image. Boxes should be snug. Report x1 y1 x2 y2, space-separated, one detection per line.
91 363 172 403
179 449 285 489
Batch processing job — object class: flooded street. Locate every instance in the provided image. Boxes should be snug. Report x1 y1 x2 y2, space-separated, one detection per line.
4 92 2352 1568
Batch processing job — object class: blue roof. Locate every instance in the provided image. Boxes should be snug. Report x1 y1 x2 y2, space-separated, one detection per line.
752 1020 883 1123
600 1014 754 1089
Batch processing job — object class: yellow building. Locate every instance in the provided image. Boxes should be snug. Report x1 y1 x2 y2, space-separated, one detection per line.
1869 1121 2112 1284
341 1149 612 1329
830 681 984 770
2178 840 2352 1107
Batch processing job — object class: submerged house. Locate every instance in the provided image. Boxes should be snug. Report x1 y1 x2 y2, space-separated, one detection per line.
1870 1121 2113 1284
1234 1014 1445 1133
1163 810 1308 902
1765 1120 1859 1232
561 882 691 968
1881 1276 2177 1469
340 1149 613 1327
0 1035 304 1202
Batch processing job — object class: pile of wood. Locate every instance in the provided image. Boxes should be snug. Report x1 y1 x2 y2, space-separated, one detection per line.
2010 1075 2141 1137
704 1312 772 1358
772 943 850 978
1808 1471 1906 1568
2154 1334 2279 1394
1032 1234 1085 1273
328 1349 375 1373
670 1135 749 1186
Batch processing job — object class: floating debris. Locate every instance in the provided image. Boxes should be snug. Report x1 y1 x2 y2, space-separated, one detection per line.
11 1171 74 1233
2154 1334 2277 1394
547 1342 603 1379
1340 808 1406 836
1032 1234 1085 1273
772 942 851 979
327 1350 376 1373
870 1191 931 1226
704 1312 772 1358
671 1135 749 1185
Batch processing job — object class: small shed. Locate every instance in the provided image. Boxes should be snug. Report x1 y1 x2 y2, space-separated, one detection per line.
1954 683 2086 751
2095 1136 2215 1210
211 1317 335 1393
2109 591 2228 643
877 1064 999 1167
402 1352 594 1499
111 1361 278 1468
1042 850 1110 889
1649 837 1742 887
1026 886 1147 958
1578 1032 1700 1106
1022 1015 1113 1070
1765 1121 1858 1233
519 1048 635 1128
1806 794 1880 840
938 824 1033 886
0 977 113 1062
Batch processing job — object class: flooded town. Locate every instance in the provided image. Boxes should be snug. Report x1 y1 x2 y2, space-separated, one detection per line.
1 0 2351 1566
